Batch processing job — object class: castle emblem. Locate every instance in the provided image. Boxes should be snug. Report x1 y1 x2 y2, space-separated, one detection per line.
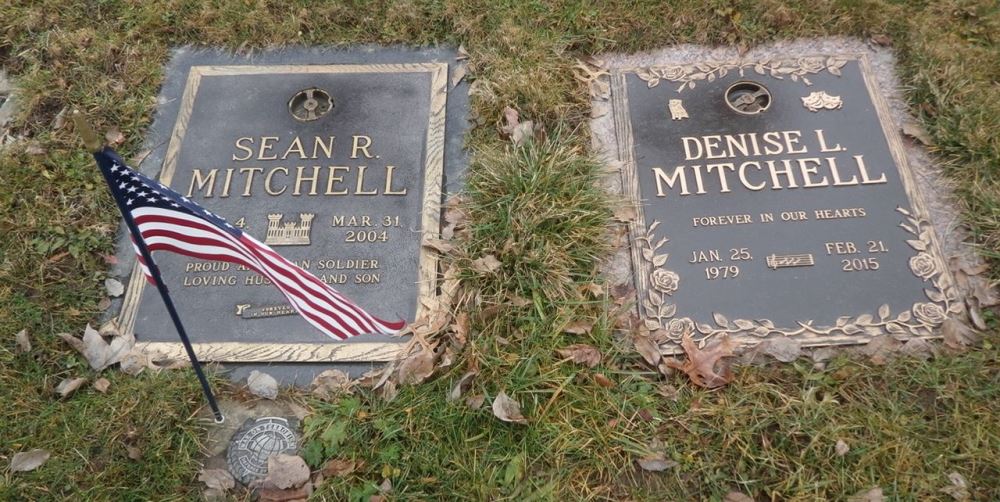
264 213 314 246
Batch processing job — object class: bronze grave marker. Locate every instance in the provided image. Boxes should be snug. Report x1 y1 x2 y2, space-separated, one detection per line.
113 49 468 363
610 55 959 348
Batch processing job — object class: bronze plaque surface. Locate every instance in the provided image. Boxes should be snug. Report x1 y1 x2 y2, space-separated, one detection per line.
116 52 465 363
612 55 958 348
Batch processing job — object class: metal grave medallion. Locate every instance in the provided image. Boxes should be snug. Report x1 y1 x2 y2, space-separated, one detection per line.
112 49 468 363
611 54 959 348
226 417 299 485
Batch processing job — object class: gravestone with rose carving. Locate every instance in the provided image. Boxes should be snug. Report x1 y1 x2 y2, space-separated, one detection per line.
607 54 960 349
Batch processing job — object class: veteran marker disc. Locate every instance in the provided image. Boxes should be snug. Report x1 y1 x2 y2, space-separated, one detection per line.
226 416 299 485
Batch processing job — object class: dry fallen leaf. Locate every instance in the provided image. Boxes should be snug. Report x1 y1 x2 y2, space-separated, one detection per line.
633 336 662 367
942 318 979 351
93 378 111 393
105 127 125 145
863 335 903 365
902 120 933 146
14 329 31 354
397 348 435 385
263 454 311 490
321 458 358 478
835 439 850 457
666 334 736 389
24 141 46 156
724 492 754 502
562 320 593 335
198 469 235 492
55 377 87 398
105 278 125 297
471 254 502 273
499 105 534 146
556 344 602 368
380 379 398 402
580 283 604 298
451 63 467 88
311 369 353 400
613 205 637 223
98 320 120 337
757 337 802 362
423 238 454 254
447 370 478 401
940 471 970 501
492 391 527 424
10 449 50 472
870 33 893 46
466 393 485 409
592 373 614 388
126 445 142 460
636 453 677 472
59 324 134 371
849 487 885 502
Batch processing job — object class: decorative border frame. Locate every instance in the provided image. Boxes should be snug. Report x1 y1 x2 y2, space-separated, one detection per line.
611 54 960 349
118 63 449 362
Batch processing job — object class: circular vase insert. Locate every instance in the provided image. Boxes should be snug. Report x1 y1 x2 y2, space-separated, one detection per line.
288 87 333 122
725 81 771 115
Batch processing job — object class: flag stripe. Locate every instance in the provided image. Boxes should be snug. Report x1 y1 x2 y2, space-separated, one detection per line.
135 219 374 335
138 230 365 338
142 240 353 339
133 211 380 333
97 148 406 339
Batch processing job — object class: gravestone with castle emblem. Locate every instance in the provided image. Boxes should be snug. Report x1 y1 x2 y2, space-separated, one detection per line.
109 47 469 383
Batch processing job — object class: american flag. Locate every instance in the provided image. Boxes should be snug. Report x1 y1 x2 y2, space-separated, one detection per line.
94 147 406 340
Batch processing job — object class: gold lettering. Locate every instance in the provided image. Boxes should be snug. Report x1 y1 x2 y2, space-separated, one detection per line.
220 168 234 197
312 136 335 159
816 129 842 152
354 166 378 195
725 134 750 157
239 167 263 196
258 136 279 160
293 166 320 195
265 167 288 195
652 166 690 196
828 157 859 186
233 137 254 161
784 130 807 154
325 166 349 195
798 158 829 188
738 161 766 190
706 163 735 192
690 165 708 194
187 168 217 197
384 166 407 195
766 159 799 189
855 155 887 185
682 137 703 160
282 136 307 160
351 135 374 159
762 132 784 155
704 135 725 159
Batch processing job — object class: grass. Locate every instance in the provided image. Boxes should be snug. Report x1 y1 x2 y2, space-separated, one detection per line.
1 0 998 500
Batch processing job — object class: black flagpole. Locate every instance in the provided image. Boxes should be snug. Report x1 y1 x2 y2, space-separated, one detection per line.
73 111 224 423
